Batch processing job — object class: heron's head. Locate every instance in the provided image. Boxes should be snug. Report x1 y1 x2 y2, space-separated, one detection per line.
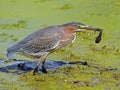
61 22 103 43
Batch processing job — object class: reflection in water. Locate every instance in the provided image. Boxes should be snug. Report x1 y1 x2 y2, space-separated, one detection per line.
0 59 87 74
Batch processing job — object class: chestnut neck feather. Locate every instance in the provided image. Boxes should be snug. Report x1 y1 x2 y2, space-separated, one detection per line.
61 26 76 35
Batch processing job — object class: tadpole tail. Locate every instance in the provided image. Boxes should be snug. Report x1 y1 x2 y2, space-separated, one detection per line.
95 30 103 43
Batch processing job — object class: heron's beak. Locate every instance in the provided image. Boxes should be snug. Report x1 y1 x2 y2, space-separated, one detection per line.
76 25 103 43
76 25 102 31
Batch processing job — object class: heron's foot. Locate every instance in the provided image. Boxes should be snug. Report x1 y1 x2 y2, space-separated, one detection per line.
42 65 47 73
33 66 38 75
81 61 88 65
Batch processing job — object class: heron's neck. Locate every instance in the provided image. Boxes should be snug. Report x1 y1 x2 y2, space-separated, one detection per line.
61 26 76 35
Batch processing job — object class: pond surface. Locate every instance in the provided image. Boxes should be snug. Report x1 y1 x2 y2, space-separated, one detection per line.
0 0 120 90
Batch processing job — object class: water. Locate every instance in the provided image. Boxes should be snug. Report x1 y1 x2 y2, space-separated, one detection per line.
0 0 120 90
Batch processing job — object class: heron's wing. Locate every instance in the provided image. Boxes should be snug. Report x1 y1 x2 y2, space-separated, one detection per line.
18 35 59 53
7 26 62 54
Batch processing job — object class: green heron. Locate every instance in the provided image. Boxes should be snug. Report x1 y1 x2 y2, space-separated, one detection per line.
7 22 103 75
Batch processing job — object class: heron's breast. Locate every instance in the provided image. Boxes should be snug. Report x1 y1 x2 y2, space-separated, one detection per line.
56 33 76 49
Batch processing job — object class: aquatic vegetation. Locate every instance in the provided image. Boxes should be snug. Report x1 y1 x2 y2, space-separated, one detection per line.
0 20 26 30
0 33 18 42
0 0 120 89
56 4 72 10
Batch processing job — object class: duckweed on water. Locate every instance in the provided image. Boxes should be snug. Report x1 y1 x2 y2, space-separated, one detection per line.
0 33 18 42
20 65 120 90
0 20 26 29
56 4 72 10
0 0 120 90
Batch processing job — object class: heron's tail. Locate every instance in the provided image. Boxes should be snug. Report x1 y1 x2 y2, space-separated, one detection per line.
6 51 16 60
6 41 22 59
7 45 18 60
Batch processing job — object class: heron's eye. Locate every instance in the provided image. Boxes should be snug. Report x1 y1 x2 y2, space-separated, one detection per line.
74 25 78 28
78 25 81 29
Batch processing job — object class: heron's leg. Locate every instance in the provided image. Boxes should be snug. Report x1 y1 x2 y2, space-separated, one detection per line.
42 60 47 73
33 65 39 75
33 52 49 75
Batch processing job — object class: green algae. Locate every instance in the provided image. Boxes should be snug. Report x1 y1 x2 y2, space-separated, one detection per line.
20 65 120 90
0 0 120 90
0 19 26 30
56 4 72 10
